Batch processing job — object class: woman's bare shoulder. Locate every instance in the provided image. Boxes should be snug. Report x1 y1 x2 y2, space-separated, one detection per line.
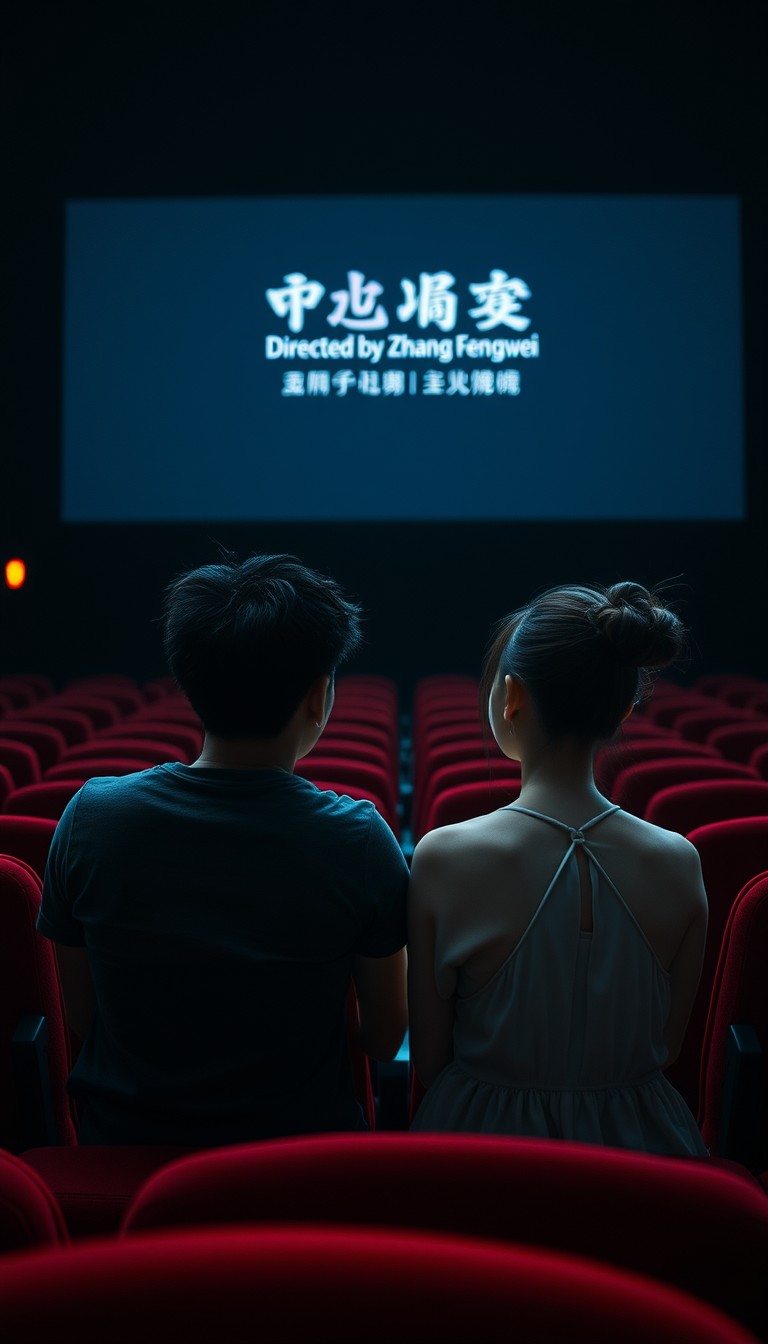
411 810 522 889
614 808 703 863
610 809 707 909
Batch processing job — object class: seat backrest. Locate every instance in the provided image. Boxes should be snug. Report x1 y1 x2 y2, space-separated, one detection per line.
412 736 504 830
0 723 67 771
645 780 768 834
49 696 122 730
96 721 203 758
299 736 392 776
642 693 715 728
612 758 756 818
2 1223 758 1342
60 739 186 766
0 738 41 789
666 818 768 1112
699 872 768 1168
294 757 397 815
0 815 57 880
307 779 396 835
422 778 521 835
0 855 77 1149
596 738 719 796
707 723 768 764
0 1148 69 1251
12 709 94 746
695 673 764 699
119 1133 768 1338
414 759 521 839
0 763 14 809
2 780 86 819
674 708 759 744
44 759 151 781
61 683 145 716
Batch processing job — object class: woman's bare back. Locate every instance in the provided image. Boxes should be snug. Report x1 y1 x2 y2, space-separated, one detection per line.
425 801 705 994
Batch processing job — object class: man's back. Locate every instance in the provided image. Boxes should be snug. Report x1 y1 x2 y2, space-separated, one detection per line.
39 765 408 1144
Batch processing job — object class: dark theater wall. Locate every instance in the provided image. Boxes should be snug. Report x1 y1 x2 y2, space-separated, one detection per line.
2 3 766 695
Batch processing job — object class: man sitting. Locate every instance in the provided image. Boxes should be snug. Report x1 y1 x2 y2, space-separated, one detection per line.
38 552 408 1144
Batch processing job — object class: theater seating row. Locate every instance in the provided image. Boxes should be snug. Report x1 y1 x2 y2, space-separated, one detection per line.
0 1133 766 1338
4 669 768 847
0 671 404 836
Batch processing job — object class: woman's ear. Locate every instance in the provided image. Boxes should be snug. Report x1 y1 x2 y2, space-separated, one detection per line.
504 674 525 722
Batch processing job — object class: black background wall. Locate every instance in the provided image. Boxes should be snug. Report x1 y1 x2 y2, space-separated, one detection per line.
2 2 765 696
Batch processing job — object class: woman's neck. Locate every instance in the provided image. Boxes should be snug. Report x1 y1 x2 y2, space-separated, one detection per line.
514 739 611 818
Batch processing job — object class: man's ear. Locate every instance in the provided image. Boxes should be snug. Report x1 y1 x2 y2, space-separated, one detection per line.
306 674 332 727
504 674 525 722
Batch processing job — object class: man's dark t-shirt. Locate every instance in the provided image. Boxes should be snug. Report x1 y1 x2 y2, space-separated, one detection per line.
38 764 408 1145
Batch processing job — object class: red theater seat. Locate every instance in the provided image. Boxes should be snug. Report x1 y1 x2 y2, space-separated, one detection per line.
61 682 146 716
0 855 77 1151
0 1147 69 1252
128 698 201 726
414 759 521 840
0 739 41 790
49 695 122 730
303 735 393 777
0 815 57 881
59 739 187 767
422 778 521 834
295 756 397 819
612 758 758 819
708 723 768 764
2 780 87 819
306 780 396 833
667 817 768 1112
12 709 94 746
0 675 54 704
720 683 768 708
642 692 716 729
119 1133 768 1338
699 871 768 1173
0 722 66 771
674 707 761 744
19 985 375 1241
645 780 768 834
595 737 721 797
0 1224 758 1342
44 758 153 780
97 721 203 758
750 743 768 780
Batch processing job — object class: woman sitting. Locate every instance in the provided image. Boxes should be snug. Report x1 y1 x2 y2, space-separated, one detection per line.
407 582 708 1155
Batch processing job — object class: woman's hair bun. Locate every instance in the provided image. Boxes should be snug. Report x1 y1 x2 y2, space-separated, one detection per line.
587 581 685 669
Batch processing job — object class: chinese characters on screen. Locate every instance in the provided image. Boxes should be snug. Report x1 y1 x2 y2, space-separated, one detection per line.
264 268 540 399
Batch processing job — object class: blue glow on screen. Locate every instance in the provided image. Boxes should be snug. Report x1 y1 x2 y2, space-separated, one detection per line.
61 194 744 522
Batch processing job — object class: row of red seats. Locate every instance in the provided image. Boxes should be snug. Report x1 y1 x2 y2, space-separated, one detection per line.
0 672 403 835
406 672 768 845
0 1133 765 1339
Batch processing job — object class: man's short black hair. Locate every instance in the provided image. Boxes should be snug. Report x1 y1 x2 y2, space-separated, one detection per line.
162 552 363 738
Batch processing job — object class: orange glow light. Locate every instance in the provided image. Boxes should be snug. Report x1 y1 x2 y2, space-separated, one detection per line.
5 559 26 589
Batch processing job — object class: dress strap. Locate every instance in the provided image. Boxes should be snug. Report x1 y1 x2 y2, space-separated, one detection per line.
503 803 621 846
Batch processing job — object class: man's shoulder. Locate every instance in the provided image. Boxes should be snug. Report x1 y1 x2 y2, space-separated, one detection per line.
74 765 170 801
